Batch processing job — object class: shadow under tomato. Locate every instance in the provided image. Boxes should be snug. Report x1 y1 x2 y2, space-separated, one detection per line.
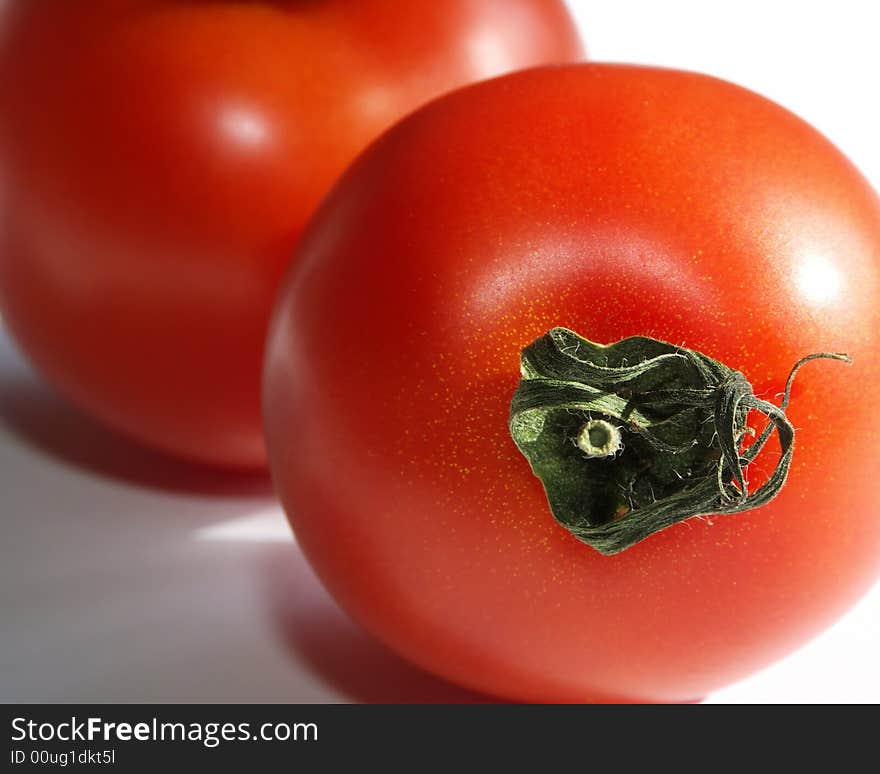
262 544 497 704
0 371 273 498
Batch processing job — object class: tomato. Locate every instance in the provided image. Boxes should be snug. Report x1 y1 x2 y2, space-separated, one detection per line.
0 0 582 468
263 64 880 702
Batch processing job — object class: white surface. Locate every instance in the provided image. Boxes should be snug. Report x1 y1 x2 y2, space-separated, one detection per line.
2 0 880 704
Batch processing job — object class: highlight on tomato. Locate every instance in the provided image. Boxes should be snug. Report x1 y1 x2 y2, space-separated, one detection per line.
0 0 583 467
264 63 880 702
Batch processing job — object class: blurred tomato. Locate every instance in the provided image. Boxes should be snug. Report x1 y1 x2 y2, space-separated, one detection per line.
0 0 582 466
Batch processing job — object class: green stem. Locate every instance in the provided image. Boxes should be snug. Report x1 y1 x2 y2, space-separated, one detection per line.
508 328 851 555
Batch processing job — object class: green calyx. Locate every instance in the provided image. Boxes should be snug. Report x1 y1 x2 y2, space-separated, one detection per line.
508 328 851 555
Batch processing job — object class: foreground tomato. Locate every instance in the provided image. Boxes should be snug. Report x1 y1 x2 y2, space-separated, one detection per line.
264 64 880 702
0 0 582 467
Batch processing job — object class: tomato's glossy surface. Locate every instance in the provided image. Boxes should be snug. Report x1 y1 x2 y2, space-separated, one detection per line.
264 64 880 702
0 0 582 467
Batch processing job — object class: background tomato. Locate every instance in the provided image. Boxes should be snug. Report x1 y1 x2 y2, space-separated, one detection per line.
264 64 880 702
0 0 583 468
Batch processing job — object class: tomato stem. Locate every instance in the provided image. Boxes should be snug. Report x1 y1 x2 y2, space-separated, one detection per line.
509 328 851 555
576 419 623 458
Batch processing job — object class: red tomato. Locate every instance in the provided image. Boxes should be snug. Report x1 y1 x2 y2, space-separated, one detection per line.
264 64 880 702
0 0 582 467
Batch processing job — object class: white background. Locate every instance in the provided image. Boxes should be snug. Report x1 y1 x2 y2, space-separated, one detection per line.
1 0 879 703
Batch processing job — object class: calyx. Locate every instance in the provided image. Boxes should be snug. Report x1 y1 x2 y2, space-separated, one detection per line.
509 328 850 555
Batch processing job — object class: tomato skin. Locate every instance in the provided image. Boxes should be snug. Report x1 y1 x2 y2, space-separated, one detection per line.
264 64 880 702
0 0 582 468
